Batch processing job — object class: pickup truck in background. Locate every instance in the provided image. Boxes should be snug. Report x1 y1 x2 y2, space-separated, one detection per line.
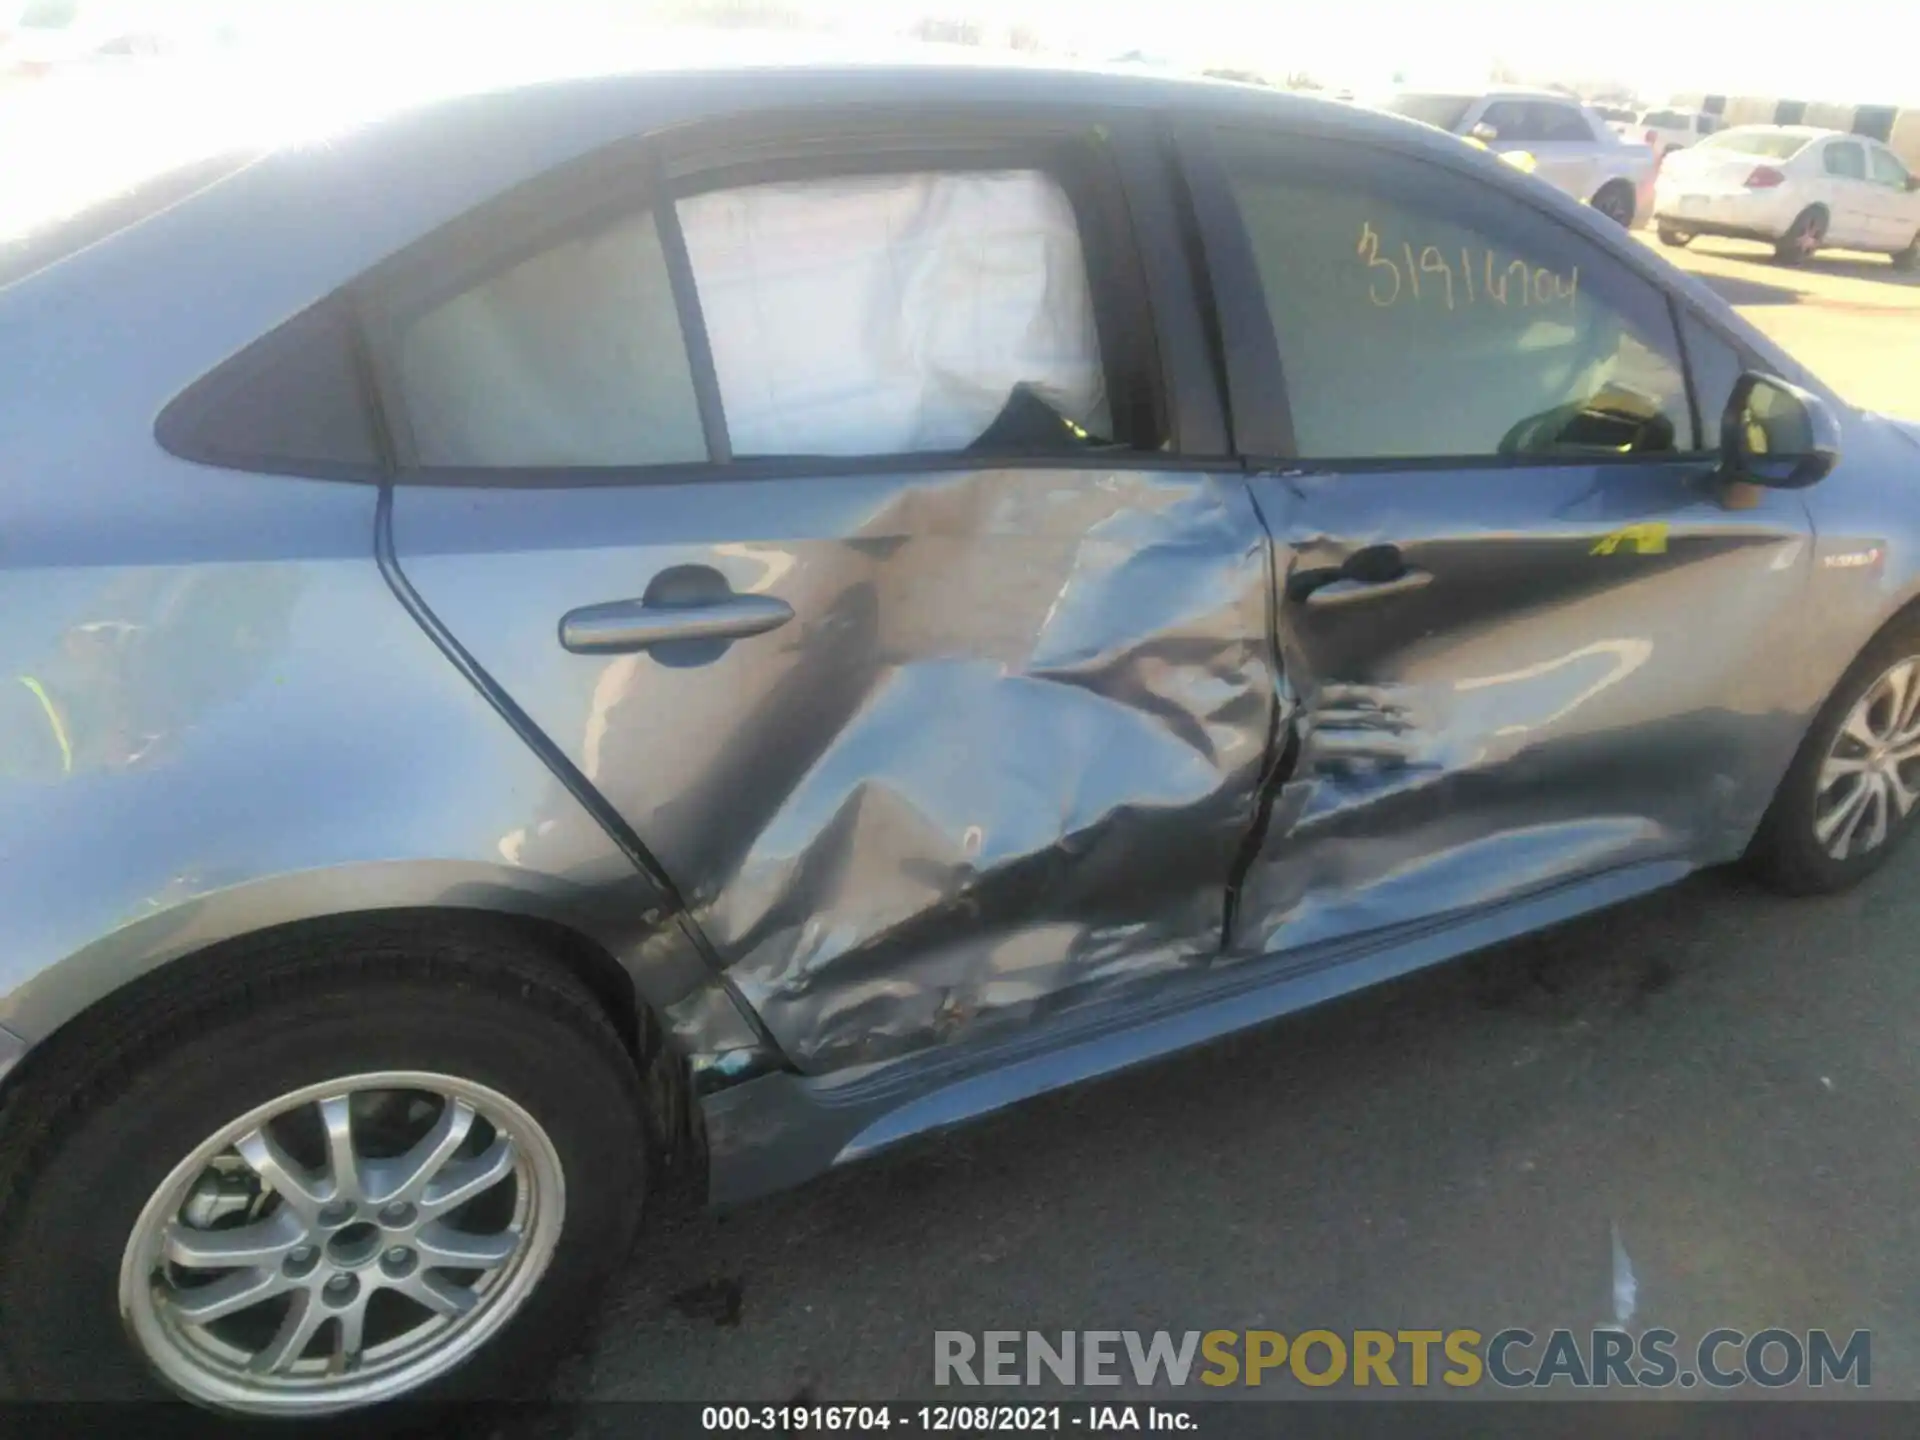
1379 87 1659 227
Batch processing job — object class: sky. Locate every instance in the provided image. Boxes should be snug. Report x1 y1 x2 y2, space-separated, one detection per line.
10 0 1917 104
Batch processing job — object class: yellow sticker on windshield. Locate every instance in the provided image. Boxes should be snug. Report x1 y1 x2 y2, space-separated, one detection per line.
1591 522 1669 556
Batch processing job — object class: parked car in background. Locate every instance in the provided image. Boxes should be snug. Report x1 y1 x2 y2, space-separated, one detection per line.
1380 86 1657 225
1655 124 1920 267
0 0 166 78
6 57 1920 1422
1594 103 1639 129
1623 107 1723 158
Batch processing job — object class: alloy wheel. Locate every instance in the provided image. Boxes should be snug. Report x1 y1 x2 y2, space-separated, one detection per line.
118 1071 565 1415
1814 658 1920 860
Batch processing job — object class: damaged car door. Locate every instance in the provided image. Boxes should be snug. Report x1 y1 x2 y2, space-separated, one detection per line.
374 111 1277 1073
1181 125 1815 962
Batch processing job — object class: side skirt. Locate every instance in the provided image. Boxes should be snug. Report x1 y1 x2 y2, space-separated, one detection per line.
702 857 1691 1205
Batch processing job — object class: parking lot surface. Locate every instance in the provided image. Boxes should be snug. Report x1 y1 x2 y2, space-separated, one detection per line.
1650 234 1920 420
540 236 1920 1409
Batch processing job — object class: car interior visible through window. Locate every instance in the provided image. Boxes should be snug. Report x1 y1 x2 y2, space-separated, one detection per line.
1213 132 1692 463
389 158 1145 472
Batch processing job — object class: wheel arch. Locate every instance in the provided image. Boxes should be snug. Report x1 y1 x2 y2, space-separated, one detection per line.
1766 582 1920 796
0 867 745 1176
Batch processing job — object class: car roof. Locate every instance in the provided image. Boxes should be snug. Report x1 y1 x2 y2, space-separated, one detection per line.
3 50 1487 315
1391 86 1584 102
1721 123 1848 138
1 48 1440 255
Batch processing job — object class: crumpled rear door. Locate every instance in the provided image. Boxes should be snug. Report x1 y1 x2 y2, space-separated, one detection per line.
378 111 1279 1074
390 464 1276 1073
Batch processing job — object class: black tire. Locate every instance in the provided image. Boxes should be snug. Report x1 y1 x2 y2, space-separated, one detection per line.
1657 225 1694 248
1894 233 1920 272
0 918 650 1415
1748 620 1920 895
1592 181 1636 228
1773 207 1827 265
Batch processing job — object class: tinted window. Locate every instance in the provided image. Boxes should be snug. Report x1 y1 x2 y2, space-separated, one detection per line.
1538 105 1595 142
1214 131 1691 461
1479 100 1542 142
1696 128 1810 159
1825 142 1868 179
1870 148 1911 188
1382 94 1475 133
397 208 706 467
1643 110 1688 129
390 167 1117 468
157 298 382 479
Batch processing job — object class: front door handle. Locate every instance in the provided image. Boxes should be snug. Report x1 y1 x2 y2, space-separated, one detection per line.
1302 569 1434 609
559 594 794 655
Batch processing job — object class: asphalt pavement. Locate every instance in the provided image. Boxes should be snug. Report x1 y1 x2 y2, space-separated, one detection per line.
1648 233 1920 420
557 863 1920 1405
531 230 1920 1416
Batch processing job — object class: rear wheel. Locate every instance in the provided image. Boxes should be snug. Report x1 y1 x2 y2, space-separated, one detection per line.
1657 225 1694 247
1894 232 1920 272
0 923 650 1417
1592 181 1636 227
1774 207 1827 265
1748 621 1920 895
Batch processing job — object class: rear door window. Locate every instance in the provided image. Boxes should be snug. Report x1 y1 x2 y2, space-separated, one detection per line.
1825 142 1868 179
386 160 1139 470
397 208 708 468
679 169 1109 458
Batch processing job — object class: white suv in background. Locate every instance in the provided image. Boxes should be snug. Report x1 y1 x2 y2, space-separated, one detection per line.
1625 107 1723 158
1380 88 1658 227
1655 125 1920 268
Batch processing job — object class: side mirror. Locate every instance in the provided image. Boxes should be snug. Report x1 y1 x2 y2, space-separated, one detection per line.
1470 121 1500 143
1907 174 1920 192
1719 372 1841 488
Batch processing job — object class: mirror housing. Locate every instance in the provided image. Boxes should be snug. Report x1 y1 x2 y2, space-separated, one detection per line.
1469 121 1500 143
1907 174 1920 193
1719 372 1841 488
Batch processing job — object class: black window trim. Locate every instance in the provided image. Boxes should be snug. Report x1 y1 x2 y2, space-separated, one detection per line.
352 102 1225 489
155 292 388 484
1173 118 1750 473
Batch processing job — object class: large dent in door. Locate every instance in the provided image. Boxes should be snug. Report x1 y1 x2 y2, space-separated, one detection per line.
703 468 1273 1070
1230 472 1810 962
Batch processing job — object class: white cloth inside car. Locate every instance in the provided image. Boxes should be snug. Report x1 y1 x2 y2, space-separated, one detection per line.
679 168 1110 457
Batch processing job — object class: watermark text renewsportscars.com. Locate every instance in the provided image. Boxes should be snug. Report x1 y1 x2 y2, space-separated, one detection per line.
935 1328 1870 1390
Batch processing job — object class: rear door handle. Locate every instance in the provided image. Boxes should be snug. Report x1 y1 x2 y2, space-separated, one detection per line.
559 594 794 655
1302 570 1433 609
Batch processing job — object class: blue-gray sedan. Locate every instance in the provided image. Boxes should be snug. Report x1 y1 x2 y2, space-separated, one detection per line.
3 55 1919 1417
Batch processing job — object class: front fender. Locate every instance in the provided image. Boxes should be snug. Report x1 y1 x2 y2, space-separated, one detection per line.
1795 410 1920 698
